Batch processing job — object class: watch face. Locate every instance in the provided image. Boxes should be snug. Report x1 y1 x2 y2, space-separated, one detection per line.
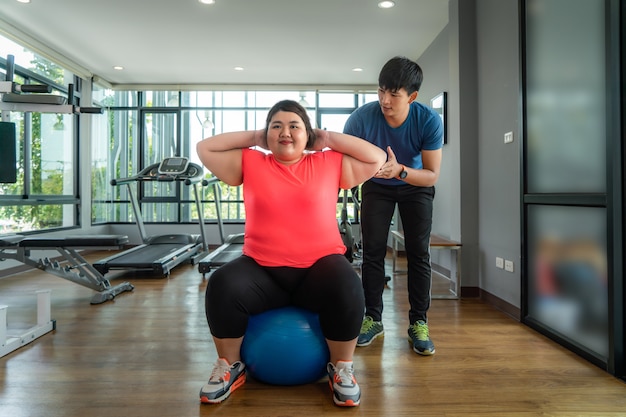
400 170 408 179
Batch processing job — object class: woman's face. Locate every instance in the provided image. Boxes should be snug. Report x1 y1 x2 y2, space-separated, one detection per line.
266 111 308 165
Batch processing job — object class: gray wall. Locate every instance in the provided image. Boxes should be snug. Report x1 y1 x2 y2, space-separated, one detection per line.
476 0 521 307
417 0 521 308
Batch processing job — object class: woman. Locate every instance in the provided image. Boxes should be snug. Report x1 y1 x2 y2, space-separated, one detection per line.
196 100 386 407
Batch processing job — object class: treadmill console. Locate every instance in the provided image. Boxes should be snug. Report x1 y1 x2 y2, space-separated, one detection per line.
158 157 190 175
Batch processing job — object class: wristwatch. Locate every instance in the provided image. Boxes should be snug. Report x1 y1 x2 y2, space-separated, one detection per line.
397 165 408 180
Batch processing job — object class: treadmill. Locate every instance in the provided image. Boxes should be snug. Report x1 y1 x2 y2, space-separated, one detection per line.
197 178 244 277
93 157 209 276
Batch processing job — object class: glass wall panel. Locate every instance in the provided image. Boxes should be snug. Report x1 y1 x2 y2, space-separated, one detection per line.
0 203 76 231
0 36 71 83
214 110 246 137
142 200 179 223
0 37 35 68
318 92 356 108
142 111 178 165
320 113 350 132
246 110 264 131
527 205 608 359
143 91 179 107
182 110 212 169
251 91 302 107
181 91 214 107
92 109 138 223
525 0 606 193
219 91 246 107
93 87 137 108
33 112 74 197
359 93 378 105
0 205 31 233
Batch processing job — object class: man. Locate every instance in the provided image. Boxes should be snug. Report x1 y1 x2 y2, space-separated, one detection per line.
343 56 443 355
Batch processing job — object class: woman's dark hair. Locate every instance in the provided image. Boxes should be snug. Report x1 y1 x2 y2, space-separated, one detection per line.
378 56 423 95
265 99 316 148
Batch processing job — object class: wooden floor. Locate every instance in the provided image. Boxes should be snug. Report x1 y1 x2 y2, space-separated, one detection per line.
1 251 625 417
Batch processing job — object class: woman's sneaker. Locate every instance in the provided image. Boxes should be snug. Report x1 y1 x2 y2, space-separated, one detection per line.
356 316 384 346
199 358 246 404
327 361 361 407
408 320 436 355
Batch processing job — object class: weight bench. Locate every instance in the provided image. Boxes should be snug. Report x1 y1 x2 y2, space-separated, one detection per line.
1 289 55 358
390 230 462 299
0 235 134 304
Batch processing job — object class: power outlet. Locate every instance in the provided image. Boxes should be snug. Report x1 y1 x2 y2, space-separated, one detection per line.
504 131 513 144
496 257 504 269
504 260 514 272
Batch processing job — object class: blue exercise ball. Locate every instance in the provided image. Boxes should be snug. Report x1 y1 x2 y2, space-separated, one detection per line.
241 306 330 385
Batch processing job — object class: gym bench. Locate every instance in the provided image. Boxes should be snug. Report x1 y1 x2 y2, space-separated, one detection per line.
390 230 462 299
0 235 134 305
1 289 55 358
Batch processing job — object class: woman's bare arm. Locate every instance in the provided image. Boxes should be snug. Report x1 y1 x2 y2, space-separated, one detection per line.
196 129 265 186
312 129 387 189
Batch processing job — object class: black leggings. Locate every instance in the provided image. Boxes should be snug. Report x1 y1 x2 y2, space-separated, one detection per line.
205 254 364 342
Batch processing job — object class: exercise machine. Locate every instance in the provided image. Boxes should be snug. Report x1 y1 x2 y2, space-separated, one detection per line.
0 234 134 304
0 54 103 115
1 53 103 184
197 179 244 277
338 187 362 264
0 53 133 304
93 157 208 276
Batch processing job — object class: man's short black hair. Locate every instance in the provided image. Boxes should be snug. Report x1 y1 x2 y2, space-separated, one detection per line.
378 56 423 95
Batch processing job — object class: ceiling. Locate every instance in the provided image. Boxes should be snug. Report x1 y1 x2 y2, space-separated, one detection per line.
0 0 448 89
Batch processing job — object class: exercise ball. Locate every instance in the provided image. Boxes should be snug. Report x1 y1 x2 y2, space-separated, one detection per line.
241 306 329 385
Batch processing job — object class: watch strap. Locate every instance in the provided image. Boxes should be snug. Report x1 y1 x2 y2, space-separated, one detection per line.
396 164 407 180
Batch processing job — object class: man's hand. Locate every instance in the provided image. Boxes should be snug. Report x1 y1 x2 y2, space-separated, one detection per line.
375 146 402 179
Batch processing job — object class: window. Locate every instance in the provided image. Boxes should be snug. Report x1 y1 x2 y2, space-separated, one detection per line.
92 89 376 227
0 36 79 234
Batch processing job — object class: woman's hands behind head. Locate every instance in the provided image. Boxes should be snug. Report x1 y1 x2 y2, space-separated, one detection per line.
308 129 330 151
253 129 269 150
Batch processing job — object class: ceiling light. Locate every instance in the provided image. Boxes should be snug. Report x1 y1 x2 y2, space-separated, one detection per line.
298 92 310 108
234 67 244 71
198 0 215 4
378 1 395 9
202 117 214 130
16 0 31 3
167 93 179 106
202 111 214 130
113 66 124 71
352 68 363 72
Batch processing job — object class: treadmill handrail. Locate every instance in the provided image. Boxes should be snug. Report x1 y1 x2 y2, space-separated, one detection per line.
110 161 205 186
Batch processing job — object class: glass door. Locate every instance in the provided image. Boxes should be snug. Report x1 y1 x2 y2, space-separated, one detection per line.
521 0 623 377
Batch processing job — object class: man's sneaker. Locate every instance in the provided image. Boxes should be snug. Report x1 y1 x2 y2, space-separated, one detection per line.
199 358 246 404
327 361 361 407
356 316 384 347
408 320 436 355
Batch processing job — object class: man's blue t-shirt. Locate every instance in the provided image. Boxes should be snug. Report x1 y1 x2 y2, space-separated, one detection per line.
343 100 443 185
